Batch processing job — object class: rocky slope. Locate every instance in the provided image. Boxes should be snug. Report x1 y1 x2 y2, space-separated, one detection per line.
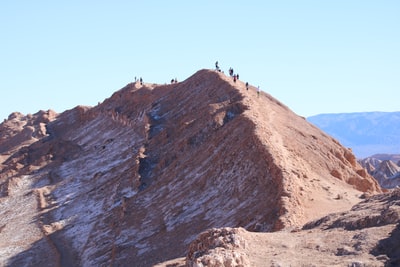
359 155 400 189
0 69 380 266
162 189 400 267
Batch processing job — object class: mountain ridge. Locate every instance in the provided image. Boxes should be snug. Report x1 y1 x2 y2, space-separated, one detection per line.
308 111 400 158
0 69 381 266
359 155 400 189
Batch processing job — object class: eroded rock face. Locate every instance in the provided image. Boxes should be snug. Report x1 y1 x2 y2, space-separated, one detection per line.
0 69 381 266
0 110 57 154
303 189 400 231
182 190 400 267
359 156 400 188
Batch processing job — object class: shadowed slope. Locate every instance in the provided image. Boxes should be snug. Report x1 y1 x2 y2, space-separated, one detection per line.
0 69 380 266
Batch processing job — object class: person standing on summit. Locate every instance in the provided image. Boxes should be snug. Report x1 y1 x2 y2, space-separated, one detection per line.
215 61 220 71
229 68 234 77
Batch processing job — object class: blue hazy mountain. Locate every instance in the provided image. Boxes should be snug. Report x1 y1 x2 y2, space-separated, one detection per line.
307 112 400 158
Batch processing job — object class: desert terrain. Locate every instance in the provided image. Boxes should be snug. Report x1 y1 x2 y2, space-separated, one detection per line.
1 69 396 267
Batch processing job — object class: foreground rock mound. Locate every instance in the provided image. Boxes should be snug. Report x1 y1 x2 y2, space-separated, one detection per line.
0 69 380 266
303 189 400 231
186 227 249 267
178 190 400 267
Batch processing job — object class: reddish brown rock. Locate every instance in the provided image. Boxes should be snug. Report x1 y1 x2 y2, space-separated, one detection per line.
0 69 381 266
360 156 400 188
186 227 249 267
178 189 400 267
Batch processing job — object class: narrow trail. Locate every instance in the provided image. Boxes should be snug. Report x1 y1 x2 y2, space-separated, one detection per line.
220 71 291 169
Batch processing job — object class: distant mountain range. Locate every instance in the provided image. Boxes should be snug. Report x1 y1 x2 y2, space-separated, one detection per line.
307 112 400 158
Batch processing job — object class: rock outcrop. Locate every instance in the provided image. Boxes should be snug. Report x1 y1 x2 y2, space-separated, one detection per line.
0 69 381 266
186 227 250 267
175 189 400 267
359 155 400 188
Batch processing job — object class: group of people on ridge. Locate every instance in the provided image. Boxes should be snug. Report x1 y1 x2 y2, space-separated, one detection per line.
133 62 260 98
215 61 260 97
228 67 239 83
134 76 143 85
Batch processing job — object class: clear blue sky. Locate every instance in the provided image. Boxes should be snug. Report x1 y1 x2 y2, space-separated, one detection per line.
1 1 399 120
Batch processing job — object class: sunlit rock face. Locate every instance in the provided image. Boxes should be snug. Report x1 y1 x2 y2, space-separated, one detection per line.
0 69 380 266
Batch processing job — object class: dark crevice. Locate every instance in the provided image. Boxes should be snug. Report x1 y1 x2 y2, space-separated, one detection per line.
138 156 157 191
138 102 164 191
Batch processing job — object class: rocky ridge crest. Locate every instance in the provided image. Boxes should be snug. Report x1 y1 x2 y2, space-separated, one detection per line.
359 155 400 188
0 69 381 266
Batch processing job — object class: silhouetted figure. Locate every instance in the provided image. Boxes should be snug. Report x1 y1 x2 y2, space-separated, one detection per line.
140 77 143 85
237 73 239 80
215 61 219 71
246 82 249 90
257 86 260 97
229 68 234 77
233 75 237 82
